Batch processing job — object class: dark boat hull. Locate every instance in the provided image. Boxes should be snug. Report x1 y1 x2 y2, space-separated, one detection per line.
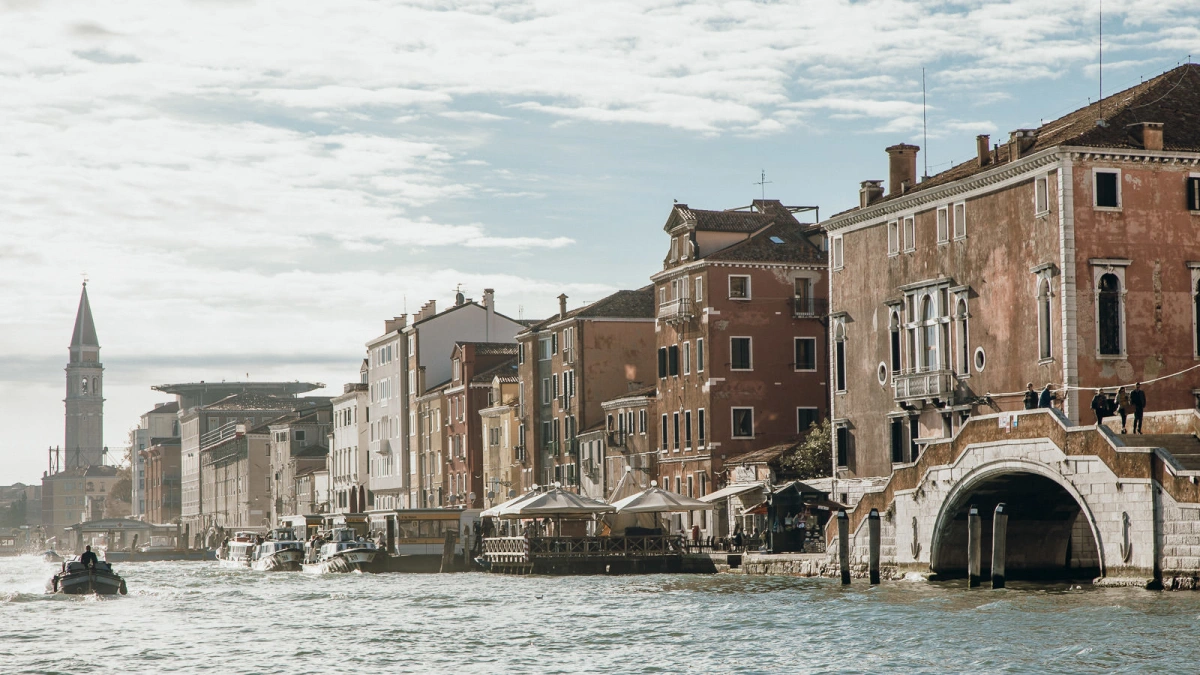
49 569 127 595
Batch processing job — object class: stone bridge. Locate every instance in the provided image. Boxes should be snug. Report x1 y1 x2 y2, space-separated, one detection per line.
828 409 1200 588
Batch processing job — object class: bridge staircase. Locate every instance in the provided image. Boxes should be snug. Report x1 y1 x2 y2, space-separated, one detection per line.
1129 434 1200 470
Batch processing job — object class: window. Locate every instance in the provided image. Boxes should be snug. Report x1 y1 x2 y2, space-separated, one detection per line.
732 408 754 438
1038 280 1053 360
794 337 816 371
953 202 966 239
1188 176 1200 211
541 378 551 405
1098 273 1123 356
936 207 949 243
683 341 691 374
890 418 905 464
552 374 559 400
730 337 752 370
672 412 680 450
909 417 920 462
551 332 558 354
659 286 668 306
658 347 667 379
793 277 813 315
902 216 915 252
921 296 939 371
452 359 460 381
697 409 705 446
729 275 750 299
955 299 970 375
668 345 680 376
1035 175 1050 214
836 425 849 467
694 277 703 303
639 410 647 434
1095 170 1120 209
661 415 668 450
889 310 902 374
887 220 899 256
797 408 818 433
834 323 846 392
696 339 705 372
518 343 525 365
832 236 844 269
294 430 306 442
684 411 693 449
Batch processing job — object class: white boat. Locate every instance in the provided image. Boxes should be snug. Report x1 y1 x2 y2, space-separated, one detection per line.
252 528 305 572
48 558 127 595
216 532 259 569
302 528 378 574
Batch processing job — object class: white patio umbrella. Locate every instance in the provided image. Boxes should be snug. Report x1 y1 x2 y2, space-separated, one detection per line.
481 489 541 518
503 487 615 518
611 486 714 514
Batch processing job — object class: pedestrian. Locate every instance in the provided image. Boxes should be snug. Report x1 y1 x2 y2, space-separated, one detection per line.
732 526 744 552
1131 382 1147 434
1116 386 1131 434
1038 384 1054 409
1023 382 1038 410
1090 389 1109 428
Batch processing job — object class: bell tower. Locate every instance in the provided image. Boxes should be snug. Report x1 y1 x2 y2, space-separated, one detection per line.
64 282 104 468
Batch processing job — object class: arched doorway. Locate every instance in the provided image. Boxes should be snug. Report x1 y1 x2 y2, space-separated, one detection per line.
930 469 1101 580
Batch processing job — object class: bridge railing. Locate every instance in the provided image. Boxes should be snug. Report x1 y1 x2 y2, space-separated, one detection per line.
483 535 684 564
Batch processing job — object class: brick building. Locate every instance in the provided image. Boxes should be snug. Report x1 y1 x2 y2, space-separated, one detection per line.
821 64 1200 482
479 370 526 508
651 199 829 536
444 343 518 508
140 438 181 524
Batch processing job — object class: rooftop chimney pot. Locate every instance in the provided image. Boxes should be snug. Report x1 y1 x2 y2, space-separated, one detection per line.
886 144 920 197
558 294 568 319
976 134 991 167
1128 122 1164 151
859 180 885 208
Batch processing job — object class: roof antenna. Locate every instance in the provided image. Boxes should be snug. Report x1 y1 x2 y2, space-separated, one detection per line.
753 170 772 201
1097 0 1106 127
922 67 929 180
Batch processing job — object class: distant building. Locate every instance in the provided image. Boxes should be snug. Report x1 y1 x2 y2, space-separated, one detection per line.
516 288 657 494
64 282 105 469
140 438 181 524
479 371 526 508
128 402 180 518
199 422 272 531
330 382 369 514
651 199 829 539
599 385 658 502
0 483 41 528
365 319 409 511
414 382 450 507
268 407 333 521
40 465 119 542
444 342 518 508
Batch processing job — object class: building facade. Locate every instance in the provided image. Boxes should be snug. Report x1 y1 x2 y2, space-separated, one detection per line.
599 386 658 502
479 372 526 508
64 283 105 469
330 383 369 513
140 439 181 524
821 64 1200 484
651 199 829 537
445 343 518 508
366 320 409 511
129 402 180 518
268 408 332 521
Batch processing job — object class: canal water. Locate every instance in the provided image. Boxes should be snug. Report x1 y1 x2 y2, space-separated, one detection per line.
2 556 1197 674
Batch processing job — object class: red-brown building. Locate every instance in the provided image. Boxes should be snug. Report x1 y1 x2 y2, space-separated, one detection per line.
651 199 829 535
444 342 518 508
141 438 181 524
822 64 1200 481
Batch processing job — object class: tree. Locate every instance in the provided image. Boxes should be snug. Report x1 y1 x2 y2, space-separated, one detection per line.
780 418 832 480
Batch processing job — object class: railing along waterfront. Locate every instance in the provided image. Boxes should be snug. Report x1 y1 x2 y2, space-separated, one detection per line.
483 535 685 564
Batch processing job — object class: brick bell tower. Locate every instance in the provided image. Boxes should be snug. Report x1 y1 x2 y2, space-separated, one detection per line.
64 282 104 468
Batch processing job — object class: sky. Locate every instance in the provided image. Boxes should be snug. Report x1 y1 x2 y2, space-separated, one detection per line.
2 0 1198 484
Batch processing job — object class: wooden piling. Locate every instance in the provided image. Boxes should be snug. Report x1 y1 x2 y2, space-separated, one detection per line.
868 508 881 585
837 509 851 585
439 530 457 573
991 503 1008 589
967 505 981 588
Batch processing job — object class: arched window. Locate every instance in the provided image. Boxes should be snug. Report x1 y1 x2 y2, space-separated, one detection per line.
889 310 901 374
1098 273 1122 355
922 295 939 371
1038 280 1053 360
955 299 969 374
92 377 99 396
834 323 847 392
80 377 88 395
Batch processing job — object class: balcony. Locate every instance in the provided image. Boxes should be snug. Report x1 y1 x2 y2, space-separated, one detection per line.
892 368 956 404
658 298 694 324
544 440 558 455
372 439 390 455
793 297 829 318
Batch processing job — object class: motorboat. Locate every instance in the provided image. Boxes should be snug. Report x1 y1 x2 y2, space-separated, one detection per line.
302 528 378 574
252 528 305 572
48 558 127 595
216 531 259 569
42 550 64 563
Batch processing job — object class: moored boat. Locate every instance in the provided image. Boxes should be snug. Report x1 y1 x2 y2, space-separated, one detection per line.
216 531 259 569
252 528 305 572
48 559 127 595
301 527 378 574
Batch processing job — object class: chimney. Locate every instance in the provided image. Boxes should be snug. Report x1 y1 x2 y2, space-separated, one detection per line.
1128 122 1164 151
859 180 884 208
976 135 991 167
483 288 495 341
384 315 407 333
558 294 568 319
1008 129 1039 160
886 144 919 196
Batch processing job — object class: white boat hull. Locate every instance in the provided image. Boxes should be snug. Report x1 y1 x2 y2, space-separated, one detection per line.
301 549 377 574
217 557 252 569
252 549 303 572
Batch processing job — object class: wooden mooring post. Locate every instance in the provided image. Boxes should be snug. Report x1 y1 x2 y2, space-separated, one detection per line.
868 508 881 585
991 503 1008 589
837 509 851 585
967 505 981 588
439 530 457 573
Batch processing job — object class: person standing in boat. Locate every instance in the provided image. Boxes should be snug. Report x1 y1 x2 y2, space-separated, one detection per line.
80 545 98 569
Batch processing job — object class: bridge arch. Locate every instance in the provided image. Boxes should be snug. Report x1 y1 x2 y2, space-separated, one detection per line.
929 459 1104 580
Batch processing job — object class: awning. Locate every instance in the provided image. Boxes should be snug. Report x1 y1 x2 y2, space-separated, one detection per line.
611 487 714 513
740 501 768 516
698 482 765 503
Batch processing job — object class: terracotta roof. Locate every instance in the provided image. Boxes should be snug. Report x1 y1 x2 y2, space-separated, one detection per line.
836 64 1200 216
471 356 518 384
457 342 519 356
145 401 180 415
729 442 797 465
670 204 775 233
604 384 657 403
704 220 827 265
522 286 656 332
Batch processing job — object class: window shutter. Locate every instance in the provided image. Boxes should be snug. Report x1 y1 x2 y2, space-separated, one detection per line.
668 345 680 376
658 348 667 378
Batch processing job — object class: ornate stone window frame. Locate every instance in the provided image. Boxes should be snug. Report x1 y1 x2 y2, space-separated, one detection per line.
1090 258 1130 359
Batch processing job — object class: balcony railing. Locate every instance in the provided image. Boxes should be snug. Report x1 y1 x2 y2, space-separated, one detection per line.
793 297 829 318
893 368 955 403
200 421 240 450
544 440 558 455
658 298 694 324
372 439 390 455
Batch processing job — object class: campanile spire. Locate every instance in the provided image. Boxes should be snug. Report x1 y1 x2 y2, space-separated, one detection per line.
64 282 104 468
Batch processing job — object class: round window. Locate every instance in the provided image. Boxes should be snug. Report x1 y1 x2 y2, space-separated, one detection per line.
877 362 889 385
974 347 986 372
